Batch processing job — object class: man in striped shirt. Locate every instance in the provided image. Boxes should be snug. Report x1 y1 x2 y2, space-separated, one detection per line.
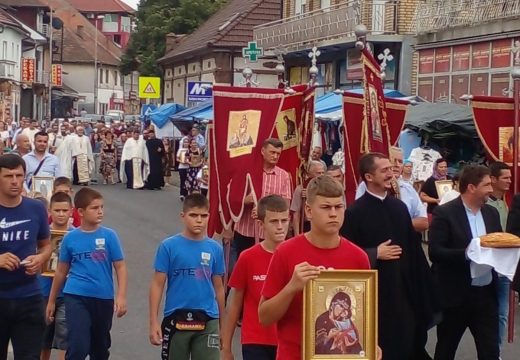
231 138 292 257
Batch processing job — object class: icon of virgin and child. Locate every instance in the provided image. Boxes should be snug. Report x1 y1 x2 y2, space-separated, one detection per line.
315 291 363 355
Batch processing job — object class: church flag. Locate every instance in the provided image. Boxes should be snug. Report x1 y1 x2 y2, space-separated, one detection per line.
471 96 515 164
341 48 408 203
271 84 308 190
210 86 285 231
468 95 518 343
299 86 317 185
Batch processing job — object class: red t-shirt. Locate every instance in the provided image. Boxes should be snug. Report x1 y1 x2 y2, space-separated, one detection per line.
261 234 370 360
228 243 277 345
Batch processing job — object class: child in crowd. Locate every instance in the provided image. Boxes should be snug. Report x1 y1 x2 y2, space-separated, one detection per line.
46 187 128 359
39 192 74 360
258 176 372 360
221 195 290 360
149 193 225 360
196 161 209 197
53 176 81 227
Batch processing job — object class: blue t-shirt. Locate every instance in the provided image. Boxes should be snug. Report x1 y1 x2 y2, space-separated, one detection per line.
60 226 124 300
154 234 225 317
0 198 50 299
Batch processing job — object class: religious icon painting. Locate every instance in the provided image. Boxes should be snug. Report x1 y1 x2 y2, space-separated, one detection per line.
276 108 298 149
31 176 54 201
498 127 518 165
303 270 378 360
435 180 453 199
226 110 261 158
367 85 382 143
41 230 68 277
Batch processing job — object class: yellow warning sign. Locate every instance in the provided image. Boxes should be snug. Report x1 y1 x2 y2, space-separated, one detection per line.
138 76 161 99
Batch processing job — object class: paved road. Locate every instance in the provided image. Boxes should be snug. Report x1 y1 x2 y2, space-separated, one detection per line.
9 183 520 359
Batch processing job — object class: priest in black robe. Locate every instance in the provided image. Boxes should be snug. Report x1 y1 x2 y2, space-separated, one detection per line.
145 130 165 190
341 152 436 360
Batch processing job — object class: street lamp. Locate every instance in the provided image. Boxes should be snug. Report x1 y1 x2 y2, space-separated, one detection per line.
94 15 104 114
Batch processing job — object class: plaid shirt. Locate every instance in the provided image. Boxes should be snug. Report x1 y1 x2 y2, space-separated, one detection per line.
234 166 292 239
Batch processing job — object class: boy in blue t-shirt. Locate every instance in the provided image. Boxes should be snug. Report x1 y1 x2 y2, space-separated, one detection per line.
46 187 128 360
149 193 225 360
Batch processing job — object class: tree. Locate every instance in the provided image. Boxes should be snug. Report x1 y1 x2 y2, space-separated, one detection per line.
120 0 226 76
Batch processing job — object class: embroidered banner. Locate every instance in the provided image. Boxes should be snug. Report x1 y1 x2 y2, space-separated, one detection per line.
341 48 408 203
210 86 285 232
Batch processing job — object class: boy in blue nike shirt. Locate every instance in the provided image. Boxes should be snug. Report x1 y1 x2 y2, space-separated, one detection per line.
149 193 225 360
46 187 128 360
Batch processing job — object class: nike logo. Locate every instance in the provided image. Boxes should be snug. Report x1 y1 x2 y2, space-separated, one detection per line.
0 218 31 229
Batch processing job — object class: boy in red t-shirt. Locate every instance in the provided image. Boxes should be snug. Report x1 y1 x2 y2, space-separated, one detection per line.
259 176 373 360
221 195 290 360
52 177 81 227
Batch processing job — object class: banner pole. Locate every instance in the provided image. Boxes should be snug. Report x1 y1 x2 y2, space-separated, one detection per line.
508 54 520 343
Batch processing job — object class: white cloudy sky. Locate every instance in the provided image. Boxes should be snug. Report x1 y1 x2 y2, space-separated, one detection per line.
122 0 139 9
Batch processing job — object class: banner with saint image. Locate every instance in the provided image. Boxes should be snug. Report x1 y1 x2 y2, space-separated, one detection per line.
210 86 285 232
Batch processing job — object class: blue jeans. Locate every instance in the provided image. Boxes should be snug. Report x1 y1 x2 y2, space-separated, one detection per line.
64 294 114 360
496 275 510 346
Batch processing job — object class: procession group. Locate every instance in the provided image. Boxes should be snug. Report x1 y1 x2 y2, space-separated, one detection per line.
1 116 520 360
0 117 183 192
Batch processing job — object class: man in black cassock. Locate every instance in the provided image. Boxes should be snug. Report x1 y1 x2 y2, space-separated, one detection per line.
145 129 165 190
341 152 435 360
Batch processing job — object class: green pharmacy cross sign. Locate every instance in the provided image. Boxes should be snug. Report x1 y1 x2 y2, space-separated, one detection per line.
242 41 264 62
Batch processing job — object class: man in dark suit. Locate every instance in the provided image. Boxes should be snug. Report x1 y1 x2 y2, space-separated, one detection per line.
429 164 501 360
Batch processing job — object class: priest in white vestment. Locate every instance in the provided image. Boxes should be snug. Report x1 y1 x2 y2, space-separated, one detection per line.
120 130 150 189
55 126 94 184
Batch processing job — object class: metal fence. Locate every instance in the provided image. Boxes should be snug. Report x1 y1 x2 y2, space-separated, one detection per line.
415 0 520 34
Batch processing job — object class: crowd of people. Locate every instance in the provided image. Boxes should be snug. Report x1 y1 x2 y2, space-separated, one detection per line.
0 117 180 192
2 117 520 360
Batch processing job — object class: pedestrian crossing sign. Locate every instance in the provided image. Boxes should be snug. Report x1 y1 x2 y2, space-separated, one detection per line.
139 77 161 99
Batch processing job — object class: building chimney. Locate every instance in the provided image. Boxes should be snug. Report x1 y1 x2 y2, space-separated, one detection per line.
165 33 186 53
76 25 84 38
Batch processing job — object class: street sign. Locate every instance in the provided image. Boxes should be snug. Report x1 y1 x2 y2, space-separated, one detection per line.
140 104 157 118
138 76 161 98
242 41 263 62
51 64 62 87
187 81 213 102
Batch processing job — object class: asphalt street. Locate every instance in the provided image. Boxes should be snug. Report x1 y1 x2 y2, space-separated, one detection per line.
9 183 520 359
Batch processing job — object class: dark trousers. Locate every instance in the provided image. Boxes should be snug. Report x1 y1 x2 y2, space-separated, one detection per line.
64 295 114 360
124 160 133 189
72 160 79 185
234 231 255 258
0 295 45 360
434 284 499 360
179 168 188 197
242 344 277 360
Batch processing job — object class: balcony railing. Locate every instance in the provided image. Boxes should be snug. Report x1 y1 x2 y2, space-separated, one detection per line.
253 0 399 51
415 0 520 34
0 60 16 79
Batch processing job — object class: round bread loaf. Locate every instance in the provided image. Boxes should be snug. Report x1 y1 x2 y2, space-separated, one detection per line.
480 232 520 248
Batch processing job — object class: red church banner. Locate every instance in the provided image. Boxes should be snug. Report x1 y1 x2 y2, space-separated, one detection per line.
271 84 308 189
210 86 285 233
341 48 408 203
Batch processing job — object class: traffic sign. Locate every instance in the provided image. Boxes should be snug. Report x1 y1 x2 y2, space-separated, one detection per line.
138 76 161 98
242 41 263 62
187 81 213 102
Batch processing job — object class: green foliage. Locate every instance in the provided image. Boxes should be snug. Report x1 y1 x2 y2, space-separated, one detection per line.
121 0 226 76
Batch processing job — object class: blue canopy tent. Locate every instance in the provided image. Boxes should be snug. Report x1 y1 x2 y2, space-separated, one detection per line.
315 89 408 121
170 100 214 134
147 103 186 139
149 103 186 128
